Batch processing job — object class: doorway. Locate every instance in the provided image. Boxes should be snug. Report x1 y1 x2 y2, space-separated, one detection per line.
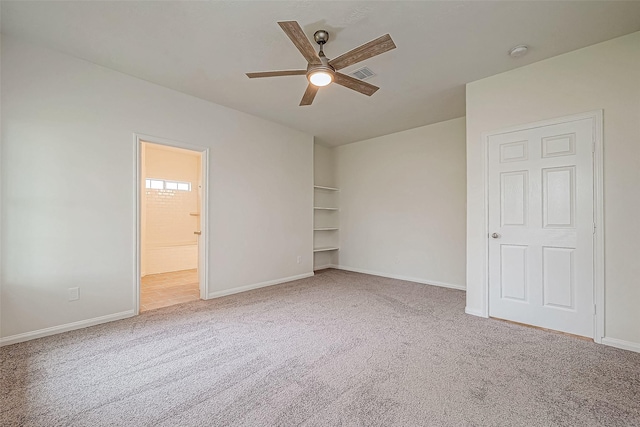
485 112 603 339
135 135 208 313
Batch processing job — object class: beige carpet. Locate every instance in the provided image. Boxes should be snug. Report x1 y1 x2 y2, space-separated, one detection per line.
1 268 639 426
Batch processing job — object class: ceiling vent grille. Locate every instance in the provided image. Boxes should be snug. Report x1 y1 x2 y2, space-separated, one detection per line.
349 66 376 81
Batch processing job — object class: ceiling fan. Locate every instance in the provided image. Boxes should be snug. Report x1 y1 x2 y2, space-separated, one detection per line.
246 21 396 106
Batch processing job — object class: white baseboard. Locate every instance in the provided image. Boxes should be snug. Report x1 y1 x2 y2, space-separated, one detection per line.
0 310 136 347
332 265 466 291
601 337 640 353
313 264 339 271
465 307 487 318
207 272 314 299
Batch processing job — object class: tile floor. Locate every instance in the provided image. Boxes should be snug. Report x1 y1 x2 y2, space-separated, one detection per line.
140 269 199 312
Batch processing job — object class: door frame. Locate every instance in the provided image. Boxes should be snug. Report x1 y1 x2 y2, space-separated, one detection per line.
133 133 210 315
482 110 604 342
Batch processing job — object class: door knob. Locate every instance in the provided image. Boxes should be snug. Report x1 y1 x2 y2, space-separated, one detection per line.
491 233 500 239
194 231 201 235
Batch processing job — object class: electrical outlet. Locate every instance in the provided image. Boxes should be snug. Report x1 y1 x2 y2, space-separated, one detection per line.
297 255 302 264
68 287 79 301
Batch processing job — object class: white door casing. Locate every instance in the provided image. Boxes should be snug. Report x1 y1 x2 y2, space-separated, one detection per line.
487 116 596 338
134 133 210 314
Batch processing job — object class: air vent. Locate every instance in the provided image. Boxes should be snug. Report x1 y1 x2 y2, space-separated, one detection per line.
349 66 376 81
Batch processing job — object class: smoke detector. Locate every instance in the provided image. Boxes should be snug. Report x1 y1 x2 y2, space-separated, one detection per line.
508 45 529 58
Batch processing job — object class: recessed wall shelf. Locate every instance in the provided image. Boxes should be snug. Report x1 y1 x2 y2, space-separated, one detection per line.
313 185 339 191
313 247 339 252
313 184 339 268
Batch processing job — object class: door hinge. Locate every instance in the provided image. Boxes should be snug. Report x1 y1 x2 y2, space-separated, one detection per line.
593 304 597 315
592 222 596 234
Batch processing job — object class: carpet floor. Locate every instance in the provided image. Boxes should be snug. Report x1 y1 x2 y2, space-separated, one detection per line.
1 268 639 426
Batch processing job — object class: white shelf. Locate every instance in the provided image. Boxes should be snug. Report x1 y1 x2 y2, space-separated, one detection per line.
313 247 339 252
314 228 339 231
314 185 339 191
314 207 338 210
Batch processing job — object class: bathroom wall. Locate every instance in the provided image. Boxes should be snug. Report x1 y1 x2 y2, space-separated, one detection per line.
143 143 200 275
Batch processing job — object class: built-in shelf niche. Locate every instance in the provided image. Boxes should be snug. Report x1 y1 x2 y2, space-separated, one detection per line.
313 185 339 269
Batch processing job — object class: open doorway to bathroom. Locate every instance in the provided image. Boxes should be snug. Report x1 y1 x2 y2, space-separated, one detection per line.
137 138 207 312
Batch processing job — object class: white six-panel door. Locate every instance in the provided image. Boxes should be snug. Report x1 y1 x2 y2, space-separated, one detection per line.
488 118 594 337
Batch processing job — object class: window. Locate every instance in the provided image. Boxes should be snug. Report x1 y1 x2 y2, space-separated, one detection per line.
145 178 191 191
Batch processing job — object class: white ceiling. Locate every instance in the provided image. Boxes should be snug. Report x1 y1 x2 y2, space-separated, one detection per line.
2 1 640 146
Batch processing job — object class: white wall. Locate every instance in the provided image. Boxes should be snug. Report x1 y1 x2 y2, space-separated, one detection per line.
0 37 313 341
313 143 336 189
336 117 467 289
0 25 3 336
466 32 640 349
0 30 3 337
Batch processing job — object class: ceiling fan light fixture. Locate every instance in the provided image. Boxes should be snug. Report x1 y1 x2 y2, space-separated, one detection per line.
307 63 335 87
247 21 396 106
309 70 333 87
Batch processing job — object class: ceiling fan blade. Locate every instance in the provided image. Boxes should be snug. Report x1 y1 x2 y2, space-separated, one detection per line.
329 34 396 71
300 84 319 106
334 73 379 96
246 70 307 78
278 21 321 65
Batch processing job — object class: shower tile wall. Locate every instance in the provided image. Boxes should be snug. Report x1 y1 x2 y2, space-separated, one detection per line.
145 188 198 274
143 143 200 275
